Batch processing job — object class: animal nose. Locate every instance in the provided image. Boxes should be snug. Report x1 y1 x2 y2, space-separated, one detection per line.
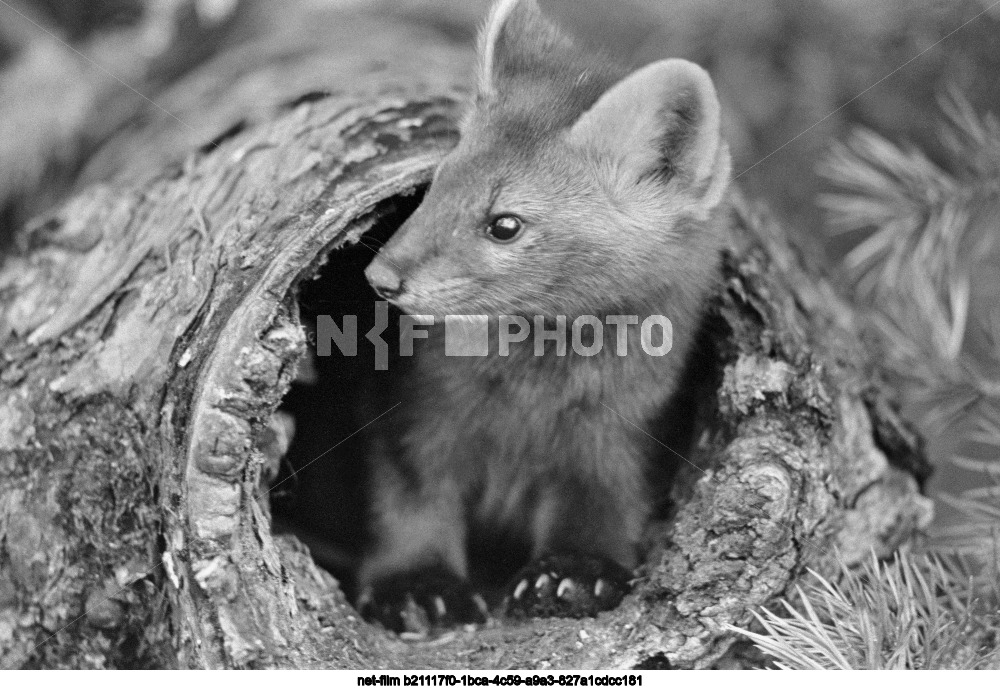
365 256 405 300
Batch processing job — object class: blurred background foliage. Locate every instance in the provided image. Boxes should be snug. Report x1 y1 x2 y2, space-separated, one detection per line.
0 0 998 668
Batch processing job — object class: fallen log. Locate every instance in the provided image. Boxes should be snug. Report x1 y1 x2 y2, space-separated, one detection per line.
0 3 931 669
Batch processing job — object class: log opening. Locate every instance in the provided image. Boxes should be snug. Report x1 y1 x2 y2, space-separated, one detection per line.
262 183 721 613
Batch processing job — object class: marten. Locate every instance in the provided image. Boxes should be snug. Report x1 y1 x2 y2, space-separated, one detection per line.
358 0 730 635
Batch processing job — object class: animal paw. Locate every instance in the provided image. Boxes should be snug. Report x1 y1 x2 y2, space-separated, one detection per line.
505 552 632 619
358 565 490 636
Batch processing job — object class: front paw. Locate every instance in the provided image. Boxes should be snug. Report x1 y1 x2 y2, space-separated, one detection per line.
358 565 489 636
505 552 632 619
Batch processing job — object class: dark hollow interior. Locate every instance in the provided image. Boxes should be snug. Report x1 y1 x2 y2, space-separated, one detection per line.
271 191 421 600
271 189 722 603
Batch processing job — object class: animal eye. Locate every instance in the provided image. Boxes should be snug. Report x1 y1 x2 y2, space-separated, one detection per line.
485 214 524 243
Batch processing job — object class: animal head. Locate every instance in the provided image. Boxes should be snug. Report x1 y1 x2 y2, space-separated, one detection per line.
365 0 730 318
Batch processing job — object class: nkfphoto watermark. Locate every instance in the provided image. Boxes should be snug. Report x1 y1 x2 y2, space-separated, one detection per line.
315 302 673 369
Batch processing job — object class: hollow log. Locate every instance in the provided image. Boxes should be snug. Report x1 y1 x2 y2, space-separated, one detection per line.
0 5 932 670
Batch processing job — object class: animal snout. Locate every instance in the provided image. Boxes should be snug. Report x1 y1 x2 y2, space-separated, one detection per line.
365 255 406 300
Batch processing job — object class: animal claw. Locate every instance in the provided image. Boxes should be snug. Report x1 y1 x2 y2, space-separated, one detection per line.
513 579 529 599
432 595 447 618
556 578 575 599
357 586 373 610
505 552 632 619
360 566 486 634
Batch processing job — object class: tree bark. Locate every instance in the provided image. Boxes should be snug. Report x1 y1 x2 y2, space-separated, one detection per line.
0 4 931 670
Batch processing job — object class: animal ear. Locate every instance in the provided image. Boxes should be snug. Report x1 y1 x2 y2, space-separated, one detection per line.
567 59 731 212
476 0 572 98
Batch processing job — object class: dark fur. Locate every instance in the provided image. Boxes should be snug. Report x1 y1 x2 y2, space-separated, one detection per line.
358 0 731 633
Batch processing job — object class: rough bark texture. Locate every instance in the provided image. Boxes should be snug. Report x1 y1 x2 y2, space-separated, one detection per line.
0 5 932 670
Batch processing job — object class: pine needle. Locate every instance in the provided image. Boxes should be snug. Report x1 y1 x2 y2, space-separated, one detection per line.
732 88 1000 671
728 552 1000 669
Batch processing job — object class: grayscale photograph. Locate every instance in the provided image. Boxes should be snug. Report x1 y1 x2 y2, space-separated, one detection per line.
0 0 998 674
